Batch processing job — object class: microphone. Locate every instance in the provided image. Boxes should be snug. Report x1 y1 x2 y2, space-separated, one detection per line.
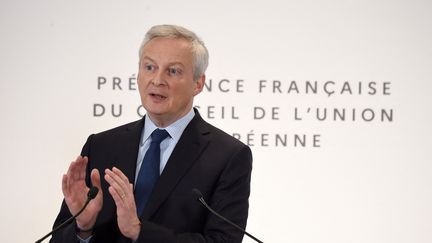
192 188 264 243
35 186 99 243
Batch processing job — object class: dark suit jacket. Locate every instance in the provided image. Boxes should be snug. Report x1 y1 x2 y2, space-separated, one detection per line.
50 111 252 243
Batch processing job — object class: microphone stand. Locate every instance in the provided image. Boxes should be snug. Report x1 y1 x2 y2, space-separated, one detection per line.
35 187 99 243
193 188 264 243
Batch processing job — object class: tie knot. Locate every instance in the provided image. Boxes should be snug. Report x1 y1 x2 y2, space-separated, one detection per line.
151 129 169 144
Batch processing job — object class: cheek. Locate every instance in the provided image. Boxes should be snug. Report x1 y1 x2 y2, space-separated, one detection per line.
137 76 148 91
177 84 196 100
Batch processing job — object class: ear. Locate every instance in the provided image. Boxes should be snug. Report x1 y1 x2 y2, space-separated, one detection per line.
193 74 205 96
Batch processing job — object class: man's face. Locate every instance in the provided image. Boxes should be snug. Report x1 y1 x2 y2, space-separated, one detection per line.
138 37 204 127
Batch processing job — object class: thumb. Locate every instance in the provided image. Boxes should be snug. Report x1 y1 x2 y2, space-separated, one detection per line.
90 168 102 195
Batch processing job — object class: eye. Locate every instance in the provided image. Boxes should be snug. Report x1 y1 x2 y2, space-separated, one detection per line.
144 64 156 72
168 67 182 76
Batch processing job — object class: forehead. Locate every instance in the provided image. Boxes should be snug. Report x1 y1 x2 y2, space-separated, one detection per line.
142 37 193 64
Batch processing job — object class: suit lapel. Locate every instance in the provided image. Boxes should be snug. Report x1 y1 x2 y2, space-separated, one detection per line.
114 119 144 184
141 112 210 220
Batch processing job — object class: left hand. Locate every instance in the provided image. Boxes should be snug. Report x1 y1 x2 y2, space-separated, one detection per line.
104 167 141 241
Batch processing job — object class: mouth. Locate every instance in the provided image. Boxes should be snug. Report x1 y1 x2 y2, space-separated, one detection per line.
149 92 167 100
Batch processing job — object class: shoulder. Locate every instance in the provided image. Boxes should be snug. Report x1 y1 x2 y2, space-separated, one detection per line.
191 113 251 159
90 119 143 139
81 119 143 153
206 121 245 147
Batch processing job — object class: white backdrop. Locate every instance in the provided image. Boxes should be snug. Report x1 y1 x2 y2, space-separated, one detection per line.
1 0 431 242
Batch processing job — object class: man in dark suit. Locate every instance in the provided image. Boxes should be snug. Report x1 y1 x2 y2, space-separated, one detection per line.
50 24 253 243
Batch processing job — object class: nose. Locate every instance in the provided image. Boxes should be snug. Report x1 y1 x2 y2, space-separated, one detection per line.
152 70 166 86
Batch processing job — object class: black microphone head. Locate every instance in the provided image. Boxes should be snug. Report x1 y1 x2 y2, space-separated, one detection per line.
192 188 204 199
87 186 99 200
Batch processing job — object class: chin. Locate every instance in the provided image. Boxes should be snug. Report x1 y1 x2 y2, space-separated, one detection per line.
146 106 169 116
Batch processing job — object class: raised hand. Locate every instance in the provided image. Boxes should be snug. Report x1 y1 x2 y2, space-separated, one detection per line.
104 167 141 241
62 156 103 231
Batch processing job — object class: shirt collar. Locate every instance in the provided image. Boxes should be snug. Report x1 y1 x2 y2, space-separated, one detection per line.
141 109 195 145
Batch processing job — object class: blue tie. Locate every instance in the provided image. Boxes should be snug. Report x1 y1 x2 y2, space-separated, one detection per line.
135 129 169 215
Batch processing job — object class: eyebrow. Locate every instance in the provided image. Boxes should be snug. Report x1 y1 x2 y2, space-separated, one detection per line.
141 56 156 63
141 56 185 67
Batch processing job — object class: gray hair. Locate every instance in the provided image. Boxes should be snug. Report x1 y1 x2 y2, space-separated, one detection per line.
139 24 209 81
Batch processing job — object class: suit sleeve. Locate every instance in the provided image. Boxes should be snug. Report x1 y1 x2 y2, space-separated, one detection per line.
135 144 253 243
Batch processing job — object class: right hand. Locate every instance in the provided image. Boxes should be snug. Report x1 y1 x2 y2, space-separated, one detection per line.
62 156 103 230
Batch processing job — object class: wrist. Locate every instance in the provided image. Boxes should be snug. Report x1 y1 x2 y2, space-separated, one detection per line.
129 220 142 241
76 217 96 232
76 224 94 240
76 224 93 233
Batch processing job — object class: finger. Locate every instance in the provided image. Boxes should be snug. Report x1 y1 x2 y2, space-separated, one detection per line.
129 183 134 193
128 183 136 202
112 167 131 185
79 156 88 181
105 169 129 194
90 169 102 194
104 170 125 200
69 157 84 181
66 160 76 181
62 174 69 197
108 185 124 206
64 159 79 191
111 167 134 198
